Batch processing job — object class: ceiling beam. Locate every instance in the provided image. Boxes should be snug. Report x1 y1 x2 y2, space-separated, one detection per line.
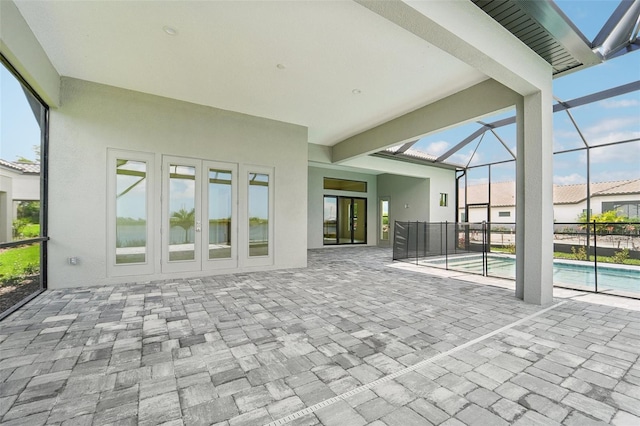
332 79 520 163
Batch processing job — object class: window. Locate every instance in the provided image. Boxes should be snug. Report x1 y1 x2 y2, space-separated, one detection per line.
324 177 367 192
108 150 155 276
498 211 511 217
602 201 640 219
439 193 448 207
116 160 148 264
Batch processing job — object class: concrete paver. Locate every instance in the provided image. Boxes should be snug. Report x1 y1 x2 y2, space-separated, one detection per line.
1 247 639 425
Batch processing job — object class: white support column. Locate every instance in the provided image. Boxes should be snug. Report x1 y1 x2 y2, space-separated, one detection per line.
515 87 554 305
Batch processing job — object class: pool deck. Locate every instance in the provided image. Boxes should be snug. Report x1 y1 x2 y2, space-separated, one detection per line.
1 247 639 425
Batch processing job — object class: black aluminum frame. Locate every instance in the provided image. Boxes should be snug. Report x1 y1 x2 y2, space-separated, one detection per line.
0 54 49 321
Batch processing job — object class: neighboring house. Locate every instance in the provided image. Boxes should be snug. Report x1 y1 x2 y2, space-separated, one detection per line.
459 179 640 223
0 159 40 241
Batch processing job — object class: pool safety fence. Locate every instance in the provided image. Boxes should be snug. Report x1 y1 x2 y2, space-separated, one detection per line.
393 221 640 298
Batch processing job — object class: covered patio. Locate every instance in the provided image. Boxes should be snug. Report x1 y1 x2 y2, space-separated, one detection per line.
1 247 638 425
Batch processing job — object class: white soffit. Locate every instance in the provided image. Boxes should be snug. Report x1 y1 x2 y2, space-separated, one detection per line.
14 0 488 146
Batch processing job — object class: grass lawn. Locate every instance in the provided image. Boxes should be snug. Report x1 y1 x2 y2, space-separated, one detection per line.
491 246 640 266
552 251 640 266
0 244 40 282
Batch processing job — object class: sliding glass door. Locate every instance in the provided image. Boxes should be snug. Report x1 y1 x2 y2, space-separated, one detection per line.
323 196 366 245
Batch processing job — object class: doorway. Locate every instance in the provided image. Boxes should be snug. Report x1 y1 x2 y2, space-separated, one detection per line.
323 196 366 245
162 156 237 273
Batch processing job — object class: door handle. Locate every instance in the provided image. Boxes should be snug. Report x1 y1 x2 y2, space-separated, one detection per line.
195 220 201 232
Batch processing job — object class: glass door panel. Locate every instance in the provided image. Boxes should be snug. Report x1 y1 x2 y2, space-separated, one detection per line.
203 161 237 270
338 197 352 244
380 199 389 242
208 168 232 260
324 196 367 245
162 156 202 273
323 196 337 244
249 173 269 257
168 164 197 261
352 198 366 243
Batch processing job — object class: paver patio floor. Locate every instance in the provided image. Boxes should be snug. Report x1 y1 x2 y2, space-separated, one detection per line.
1 247 639 425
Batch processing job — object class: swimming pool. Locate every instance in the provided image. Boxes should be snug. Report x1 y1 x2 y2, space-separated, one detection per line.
420 254 640 296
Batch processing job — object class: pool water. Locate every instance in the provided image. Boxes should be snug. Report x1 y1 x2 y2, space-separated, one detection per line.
421 254 640 295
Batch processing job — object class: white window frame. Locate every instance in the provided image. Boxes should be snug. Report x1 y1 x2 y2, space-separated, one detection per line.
202 160 238 271
107 149 155 276
240 165 274 267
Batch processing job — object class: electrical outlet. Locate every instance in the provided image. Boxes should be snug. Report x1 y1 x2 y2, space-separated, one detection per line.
68 257 79 265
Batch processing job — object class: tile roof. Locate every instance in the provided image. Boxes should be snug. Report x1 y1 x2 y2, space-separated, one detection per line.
0 159 41 174
460 179 640 207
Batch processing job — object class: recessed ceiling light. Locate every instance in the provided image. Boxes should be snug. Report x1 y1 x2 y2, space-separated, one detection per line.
163 26 177 36
352 89 362 95
276 64 286 70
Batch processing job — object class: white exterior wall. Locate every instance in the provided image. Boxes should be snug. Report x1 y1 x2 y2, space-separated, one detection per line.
554 203 584 223
11 174 40 200
377 174 430 242
339 156 456 222
48 77 308 288
0 175 13 242
463 206 516 223
554 194 640 222
307 166 377 249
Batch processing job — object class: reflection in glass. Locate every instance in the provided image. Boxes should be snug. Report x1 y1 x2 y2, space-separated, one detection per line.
352 198 366 243
249 173 269 257
209 169 232 259
116 160 147 264
381 200 389 241
324 196 337 245
169 165 196 261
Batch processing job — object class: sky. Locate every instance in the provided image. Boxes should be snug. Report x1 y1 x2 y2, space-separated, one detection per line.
1 0 639 190
1 65 42 162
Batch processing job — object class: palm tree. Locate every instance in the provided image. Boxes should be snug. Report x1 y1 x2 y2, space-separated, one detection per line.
171 208 195 243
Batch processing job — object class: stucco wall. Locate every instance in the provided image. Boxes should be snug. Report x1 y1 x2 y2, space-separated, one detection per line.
0 175 12 242
48 77 308 288
307 166 377 249
341 156 455 223
11 174 40 200
377 174 430 241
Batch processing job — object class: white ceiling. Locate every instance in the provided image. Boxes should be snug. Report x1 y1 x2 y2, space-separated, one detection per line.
15 0 488 146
